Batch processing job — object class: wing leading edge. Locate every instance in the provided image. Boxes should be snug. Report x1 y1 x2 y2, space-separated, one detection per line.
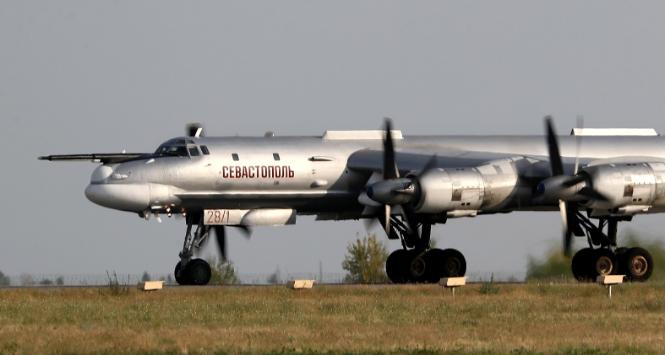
38 153 151 164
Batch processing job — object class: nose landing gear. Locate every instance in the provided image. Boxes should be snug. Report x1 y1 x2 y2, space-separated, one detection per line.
174 213 213 285
175 259 212 285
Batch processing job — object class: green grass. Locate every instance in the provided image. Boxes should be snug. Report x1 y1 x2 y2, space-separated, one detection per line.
1 283 664 354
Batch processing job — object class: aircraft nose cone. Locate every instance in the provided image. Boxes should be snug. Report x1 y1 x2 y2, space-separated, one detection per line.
85 183 150 212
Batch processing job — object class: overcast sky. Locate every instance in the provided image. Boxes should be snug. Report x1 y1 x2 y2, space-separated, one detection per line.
2 1 665 279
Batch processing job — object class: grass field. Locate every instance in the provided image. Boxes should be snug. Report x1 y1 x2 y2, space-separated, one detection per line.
1 283 664 354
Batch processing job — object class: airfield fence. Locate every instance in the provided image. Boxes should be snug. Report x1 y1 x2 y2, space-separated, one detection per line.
0 271 521 287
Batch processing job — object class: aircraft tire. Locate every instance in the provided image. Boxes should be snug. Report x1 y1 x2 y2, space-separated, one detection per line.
613 247 629 275
623 247 653 282
571 248 594 282
174 261 190 285
590 248 617 279
440 248 466 278
424 248 447 283
386 249 410 284
187 259 212 285
406 250 429 283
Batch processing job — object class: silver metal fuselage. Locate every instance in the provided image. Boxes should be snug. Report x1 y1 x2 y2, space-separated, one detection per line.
84 134 665 220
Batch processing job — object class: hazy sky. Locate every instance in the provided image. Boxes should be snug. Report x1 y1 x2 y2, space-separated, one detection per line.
2 1 665 279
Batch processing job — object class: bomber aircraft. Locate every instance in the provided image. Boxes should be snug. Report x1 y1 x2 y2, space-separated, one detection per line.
40 118 662 284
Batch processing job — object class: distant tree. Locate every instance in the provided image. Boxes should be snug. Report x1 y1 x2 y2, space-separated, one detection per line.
0 271 10 286
342 234 389 283
208 258 240 285
267 266 281 284
39 279 53 286
141 271 151 282
526 249 571 281
55 276 65 286
20 274 34 286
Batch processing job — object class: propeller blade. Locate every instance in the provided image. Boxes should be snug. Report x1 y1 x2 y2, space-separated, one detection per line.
561 175 587 187
234 225 253 239
363 217 376 231
186 123 205 138
213 226 227 261
400 204 419 240
421 155 438 174
578 187 610 202
383 118 399 179
545 116 564 176
573 115 584 174
384 205 391 234
559 201 573 256
559 200 584 256
567 204 585 237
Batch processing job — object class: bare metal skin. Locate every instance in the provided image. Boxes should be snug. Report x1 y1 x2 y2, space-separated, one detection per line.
40 122 665 284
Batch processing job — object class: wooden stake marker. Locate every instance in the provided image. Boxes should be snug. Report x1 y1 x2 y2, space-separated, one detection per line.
137 281 164 292
439 277 466 297
597 275 624 299
288 279 315 290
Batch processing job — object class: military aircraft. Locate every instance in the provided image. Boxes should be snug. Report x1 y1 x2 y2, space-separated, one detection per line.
40 118 663 285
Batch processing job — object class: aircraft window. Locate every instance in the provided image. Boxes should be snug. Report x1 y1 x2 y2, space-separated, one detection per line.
273 153 280 161
200 146 210 155
188 147 200 157
232 153 239 161
154 143 189 157
162 139 186 146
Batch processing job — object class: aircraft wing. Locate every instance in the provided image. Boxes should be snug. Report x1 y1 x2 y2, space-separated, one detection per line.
38 153 151 164
348 149 625 179
347 148 527 174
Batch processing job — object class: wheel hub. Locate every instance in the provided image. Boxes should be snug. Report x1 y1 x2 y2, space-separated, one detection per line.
444 258 461 275
630 255 648 276
595 255 614 275
410 256 426 278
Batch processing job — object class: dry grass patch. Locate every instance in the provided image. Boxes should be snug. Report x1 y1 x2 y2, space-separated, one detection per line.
1 283 664 354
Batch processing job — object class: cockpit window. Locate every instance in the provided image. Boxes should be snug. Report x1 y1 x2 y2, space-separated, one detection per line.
200 145 210 155
154 141 189 157
188 147 200 157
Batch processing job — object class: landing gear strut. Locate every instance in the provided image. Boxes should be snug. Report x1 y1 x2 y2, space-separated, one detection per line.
174 213 212 285
569 214 654 282
384 216 466 284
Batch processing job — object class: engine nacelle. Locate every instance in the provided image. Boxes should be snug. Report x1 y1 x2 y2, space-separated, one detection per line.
582 162 665 209
413 159 519 214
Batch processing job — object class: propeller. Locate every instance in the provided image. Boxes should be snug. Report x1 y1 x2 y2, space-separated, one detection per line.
360 119 445 244
363 119 420 238
381 119 397 233
212 226 227 260
543 116 590 256
201 225 252 262
186 123 205 138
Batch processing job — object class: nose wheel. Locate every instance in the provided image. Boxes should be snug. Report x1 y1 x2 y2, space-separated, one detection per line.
175 259 212 285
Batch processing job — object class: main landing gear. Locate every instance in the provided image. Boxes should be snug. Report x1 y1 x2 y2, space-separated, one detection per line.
569 214 654 282
174 213 212 285
384 217 466 284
